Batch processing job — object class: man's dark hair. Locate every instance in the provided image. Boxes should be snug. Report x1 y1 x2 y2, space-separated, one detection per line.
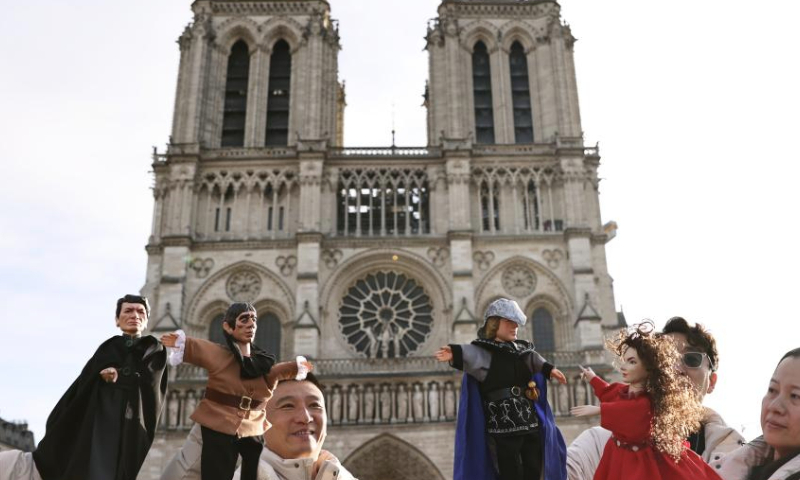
662 316 719 371
116 294 150 319
276 372 325 403
780 347 800 363
223 302 256 328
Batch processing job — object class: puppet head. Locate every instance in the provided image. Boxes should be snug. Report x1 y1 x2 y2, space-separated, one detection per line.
222 302 258 344
478 298 526 340
115 294 150 336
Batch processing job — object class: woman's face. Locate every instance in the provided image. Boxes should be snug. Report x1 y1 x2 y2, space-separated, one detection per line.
761 355 800 459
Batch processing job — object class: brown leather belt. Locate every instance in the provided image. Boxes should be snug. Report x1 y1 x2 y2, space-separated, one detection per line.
205 388 267 411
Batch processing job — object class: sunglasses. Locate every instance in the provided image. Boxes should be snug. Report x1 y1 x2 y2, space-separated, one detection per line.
682 352 715 371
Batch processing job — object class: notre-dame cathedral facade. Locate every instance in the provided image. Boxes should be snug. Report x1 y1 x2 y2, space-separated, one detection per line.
139 1 621 478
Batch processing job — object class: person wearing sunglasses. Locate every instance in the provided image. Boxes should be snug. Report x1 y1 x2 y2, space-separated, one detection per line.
566 316 744 480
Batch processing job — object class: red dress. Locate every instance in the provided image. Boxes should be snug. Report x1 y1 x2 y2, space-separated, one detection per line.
590 376 722 480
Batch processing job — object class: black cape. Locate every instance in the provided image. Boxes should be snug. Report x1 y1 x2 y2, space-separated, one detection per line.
32 335 168 480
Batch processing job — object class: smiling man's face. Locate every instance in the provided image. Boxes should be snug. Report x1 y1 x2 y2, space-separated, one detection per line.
264 380 327 460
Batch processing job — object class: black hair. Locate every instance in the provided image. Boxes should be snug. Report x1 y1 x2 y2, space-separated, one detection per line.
780 347 800 363
662 316 719 371
223 302 257 328
276 371 325 403
116 294 150 319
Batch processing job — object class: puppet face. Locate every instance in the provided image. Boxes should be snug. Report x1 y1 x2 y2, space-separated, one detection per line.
116 302 148 335
494 318 519 342
667 332 717 399
619 346 647 387
265 380 327 460
223 310 257 344
761 356 800 459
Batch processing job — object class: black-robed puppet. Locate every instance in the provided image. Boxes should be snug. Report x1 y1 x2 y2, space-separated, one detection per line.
32 294 169 480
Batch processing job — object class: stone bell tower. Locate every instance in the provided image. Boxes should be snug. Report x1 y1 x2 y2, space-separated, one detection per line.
424 0 615 349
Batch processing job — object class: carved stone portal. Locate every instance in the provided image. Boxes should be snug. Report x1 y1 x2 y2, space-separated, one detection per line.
345 434 446 480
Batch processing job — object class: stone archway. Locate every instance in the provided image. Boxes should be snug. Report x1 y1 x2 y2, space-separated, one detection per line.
343 434 445 480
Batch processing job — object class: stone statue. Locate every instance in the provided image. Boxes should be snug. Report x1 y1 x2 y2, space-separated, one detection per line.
363 385 375 424
167 391 180 428
428 382 440 420
347 385 359 423
444 382 456 419
330 386 342 424
396 384 409 422
183 390 197 428
412 383 424 422
379 384 392 423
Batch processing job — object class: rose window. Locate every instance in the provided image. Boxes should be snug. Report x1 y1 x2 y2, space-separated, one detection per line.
338 271 433 358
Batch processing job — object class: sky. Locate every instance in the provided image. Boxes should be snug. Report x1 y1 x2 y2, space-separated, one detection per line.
1 0 799 444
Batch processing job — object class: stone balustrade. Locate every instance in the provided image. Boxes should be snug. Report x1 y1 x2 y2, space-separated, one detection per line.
161 352 607 430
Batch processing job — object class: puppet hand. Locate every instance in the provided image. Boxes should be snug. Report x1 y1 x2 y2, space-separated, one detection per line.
434 346 452 362
550 368 568 384
161 332 179 347
578 365 596 382
100 367 118 383
571 405 601 417
312 450 339 478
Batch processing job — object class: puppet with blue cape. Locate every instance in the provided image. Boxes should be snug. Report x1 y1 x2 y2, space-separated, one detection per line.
454 371 567 480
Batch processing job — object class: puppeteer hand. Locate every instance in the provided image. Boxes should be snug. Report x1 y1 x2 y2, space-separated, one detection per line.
570 405 601 417
99 367 118 383
434 346 452 362
161 332 180 348
312 450 339 478
550 367 568 384
578 364 596 382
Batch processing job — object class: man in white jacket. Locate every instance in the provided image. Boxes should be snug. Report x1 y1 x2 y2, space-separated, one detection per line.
245 374 357 480
566 317 744 480
164 374 357 480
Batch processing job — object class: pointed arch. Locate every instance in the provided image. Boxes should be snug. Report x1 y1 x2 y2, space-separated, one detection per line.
474 255 573 319
343 433 446 480
499 21 537 52
215 18 261 52
459 20 501 52
260 18 304 53
185 260 295 330
220 40 251 147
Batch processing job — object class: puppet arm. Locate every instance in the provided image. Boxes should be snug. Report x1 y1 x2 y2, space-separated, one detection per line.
266 356 312 389
448 344 491 382
162 330 187 366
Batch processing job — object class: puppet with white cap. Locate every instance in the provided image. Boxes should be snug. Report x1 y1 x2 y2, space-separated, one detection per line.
436 298 569 480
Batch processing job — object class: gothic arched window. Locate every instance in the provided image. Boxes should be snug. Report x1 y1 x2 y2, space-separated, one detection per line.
265 40 291 146
209 314 226 345
479 180 500 232
221 40 250 147
254 311 281 358
522 179 540 231
531 307 555 353
509 42 534 143
472 41 495 144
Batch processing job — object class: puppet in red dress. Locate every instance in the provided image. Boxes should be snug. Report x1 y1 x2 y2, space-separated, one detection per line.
571 321 721 480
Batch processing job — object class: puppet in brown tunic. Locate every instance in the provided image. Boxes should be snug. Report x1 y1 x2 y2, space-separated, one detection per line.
162 302 312 480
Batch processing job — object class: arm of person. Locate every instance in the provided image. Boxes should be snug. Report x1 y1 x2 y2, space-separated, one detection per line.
566 427 612 480
523 350 567 384
161 330 220 370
